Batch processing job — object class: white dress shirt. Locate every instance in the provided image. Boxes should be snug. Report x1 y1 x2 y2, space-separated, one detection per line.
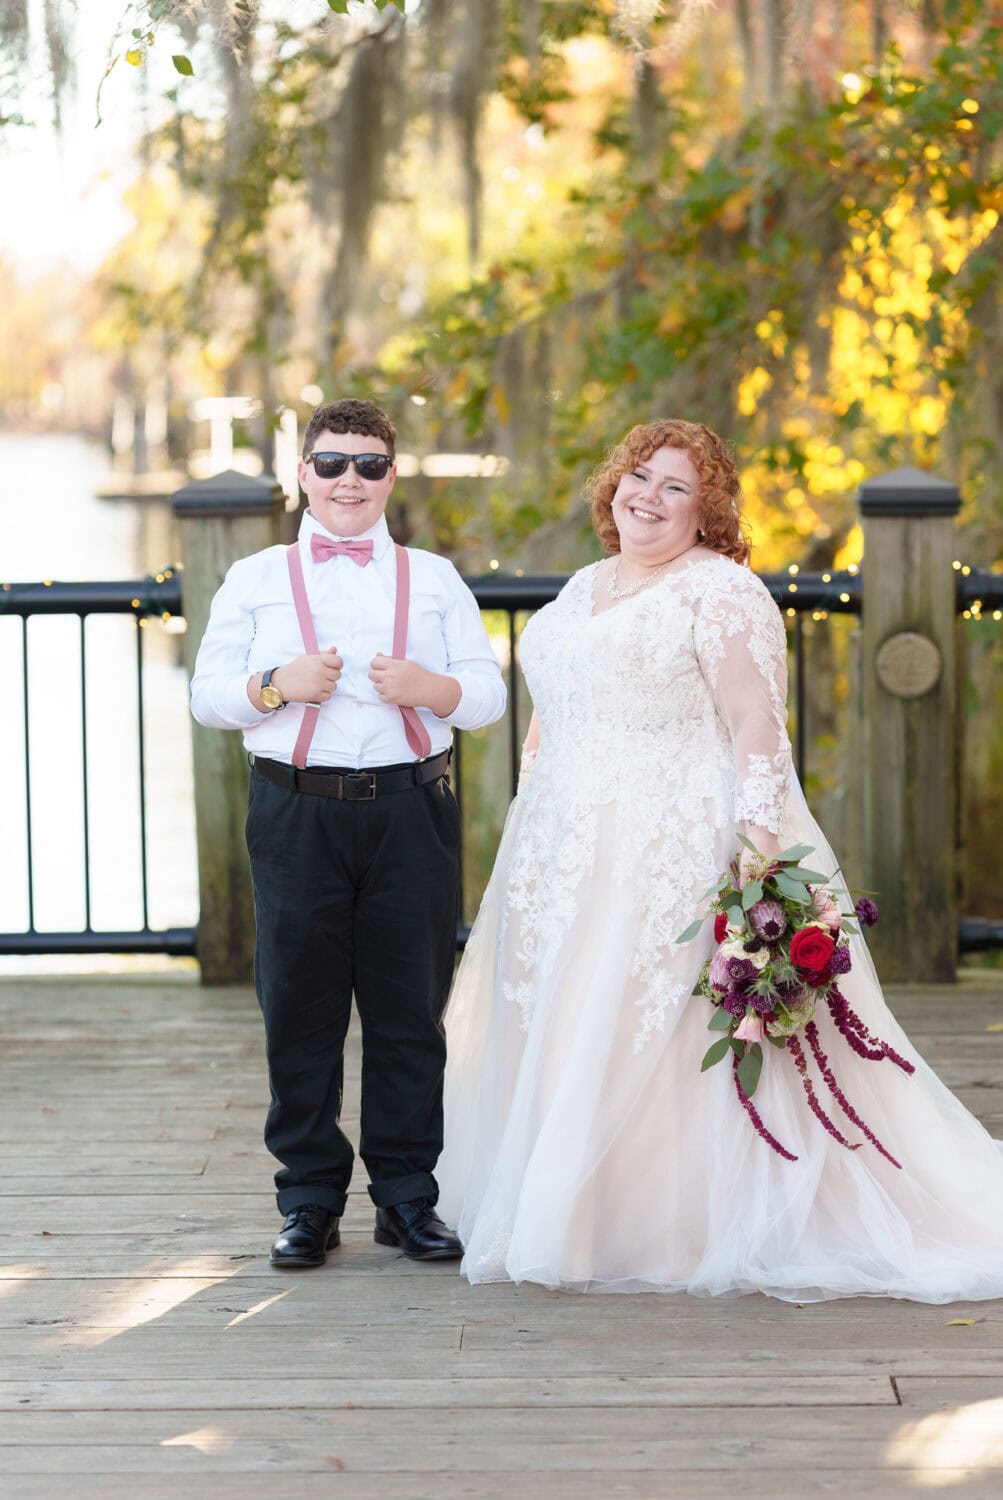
190 510 507 767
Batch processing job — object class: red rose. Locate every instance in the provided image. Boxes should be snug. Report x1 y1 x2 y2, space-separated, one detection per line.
789 925 836 977
714 913 729 943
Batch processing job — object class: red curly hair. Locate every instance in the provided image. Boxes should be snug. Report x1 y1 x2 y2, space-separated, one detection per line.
585 419 750 564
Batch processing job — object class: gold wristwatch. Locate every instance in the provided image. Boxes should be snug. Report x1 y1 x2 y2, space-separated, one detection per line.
260 668 286 711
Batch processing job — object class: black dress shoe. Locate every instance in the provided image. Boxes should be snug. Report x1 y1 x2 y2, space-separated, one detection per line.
269 1205 341 1268
374 1198 463 1260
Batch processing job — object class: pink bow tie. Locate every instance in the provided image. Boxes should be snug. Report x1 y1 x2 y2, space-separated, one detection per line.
310 535 374 567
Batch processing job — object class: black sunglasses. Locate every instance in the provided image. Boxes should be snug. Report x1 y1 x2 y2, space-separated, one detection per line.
305 451 393 481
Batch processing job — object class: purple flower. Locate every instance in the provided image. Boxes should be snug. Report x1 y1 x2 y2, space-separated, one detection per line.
829 944 852 975
749 991 776 1015
814 944 853 985
749 898 786 942
722 994 748 1017
854 898 880 927
726 957 758 983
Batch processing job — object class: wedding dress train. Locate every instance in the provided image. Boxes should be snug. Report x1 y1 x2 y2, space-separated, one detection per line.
437 556 1003 1302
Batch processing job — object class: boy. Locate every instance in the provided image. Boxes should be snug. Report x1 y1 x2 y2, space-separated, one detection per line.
191 399 506 1266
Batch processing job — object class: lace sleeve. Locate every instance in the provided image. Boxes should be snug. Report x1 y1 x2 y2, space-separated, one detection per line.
692 565 794 846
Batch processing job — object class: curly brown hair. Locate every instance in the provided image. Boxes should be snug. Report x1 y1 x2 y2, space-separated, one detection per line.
302 399 397 459
585 419 750 564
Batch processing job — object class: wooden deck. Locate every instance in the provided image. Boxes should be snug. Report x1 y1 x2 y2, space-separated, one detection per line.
1 970 1003 1498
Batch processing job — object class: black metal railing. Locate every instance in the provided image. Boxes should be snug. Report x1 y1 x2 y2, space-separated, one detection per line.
2 563 1000 956
0 572 194 957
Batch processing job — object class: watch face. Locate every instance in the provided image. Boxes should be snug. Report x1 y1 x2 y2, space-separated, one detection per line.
261 684 283 710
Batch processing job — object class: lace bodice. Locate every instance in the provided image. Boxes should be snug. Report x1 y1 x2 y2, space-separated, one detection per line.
520 554 793 836
502 554 796 1051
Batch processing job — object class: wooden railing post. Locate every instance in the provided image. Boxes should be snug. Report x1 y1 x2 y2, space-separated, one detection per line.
172 470 284 984
858 466 961 982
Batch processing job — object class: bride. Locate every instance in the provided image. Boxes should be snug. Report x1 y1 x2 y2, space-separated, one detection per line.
436 417 1003 1303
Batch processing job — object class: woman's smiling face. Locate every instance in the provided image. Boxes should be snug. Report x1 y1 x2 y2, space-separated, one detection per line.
610 444 701 560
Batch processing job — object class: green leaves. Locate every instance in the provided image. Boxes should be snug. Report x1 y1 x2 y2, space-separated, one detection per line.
675 917 705 945
736 1043 764 1098
773 870 811 904
172 55 194 76
778 843 815 863
741 878 764 910
701 1037 733 1071
707 1007 733 1032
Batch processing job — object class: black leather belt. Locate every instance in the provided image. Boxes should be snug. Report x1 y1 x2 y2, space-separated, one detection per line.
251 750 450 801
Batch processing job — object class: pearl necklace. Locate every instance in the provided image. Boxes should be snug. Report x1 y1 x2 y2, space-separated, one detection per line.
607 543 699 601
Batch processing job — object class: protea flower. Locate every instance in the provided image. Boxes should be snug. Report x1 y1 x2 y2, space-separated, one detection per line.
749 898 786 941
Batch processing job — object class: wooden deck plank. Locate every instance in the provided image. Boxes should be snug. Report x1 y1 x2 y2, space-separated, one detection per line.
0 1374 897 1410
2 1472 998 1500
1 973 1001 1498
0 1406 1001 1474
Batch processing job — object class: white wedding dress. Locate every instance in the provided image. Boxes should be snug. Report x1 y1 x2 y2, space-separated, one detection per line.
437 554 1003 1302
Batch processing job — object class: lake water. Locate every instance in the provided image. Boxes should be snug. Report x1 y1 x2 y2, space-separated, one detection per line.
0 433 198 971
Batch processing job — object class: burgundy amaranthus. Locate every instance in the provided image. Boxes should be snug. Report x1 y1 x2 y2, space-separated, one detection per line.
787 1034 861 1152
732 1054 798 1161
805 1021 903 1170
827 987 915 1075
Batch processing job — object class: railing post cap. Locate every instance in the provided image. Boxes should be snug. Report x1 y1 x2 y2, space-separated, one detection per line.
857 466 961 517
171 469 285 518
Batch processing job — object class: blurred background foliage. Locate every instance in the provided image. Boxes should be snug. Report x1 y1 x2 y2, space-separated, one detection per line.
1 0 1001 918
3 0 1001 573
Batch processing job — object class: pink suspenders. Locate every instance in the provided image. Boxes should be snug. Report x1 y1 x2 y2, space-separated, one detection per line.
285 541 433 771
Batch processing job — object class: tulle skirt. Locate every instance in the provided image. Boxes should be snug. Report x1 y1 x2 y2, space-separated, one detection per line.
437 785 1003 1303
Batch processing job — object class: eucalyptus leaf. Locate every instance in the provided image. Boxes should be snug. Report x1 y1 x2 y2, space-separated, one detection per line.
701 1037 732 1072
707 1007 733 1032
791 868 830 885
736 832 761 854
766 1033 788 1049
327 0 351 11
774 871 810 903
741 879 764 910
778 843 815 862
172 54 194 75
736 1042 764 1098
675 917 705 944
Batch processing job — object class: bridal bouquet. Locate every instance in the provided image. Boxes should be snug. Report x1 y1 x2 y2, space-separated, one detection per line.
677 839 914 1166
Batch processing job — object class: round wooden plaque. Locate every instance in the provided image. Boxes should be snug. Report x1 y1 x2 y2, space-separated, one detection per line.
875 631 942 699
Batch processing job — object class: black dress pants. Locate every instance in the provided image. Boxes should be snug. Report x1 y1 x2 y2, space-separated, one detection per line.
245 763 460 1216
